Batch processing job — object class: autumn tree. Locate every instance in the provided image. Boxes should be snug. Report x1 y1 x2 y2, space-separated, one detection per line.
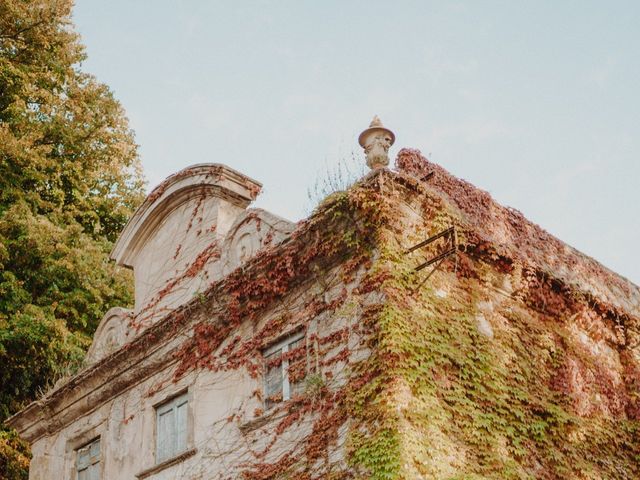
0 1 145 476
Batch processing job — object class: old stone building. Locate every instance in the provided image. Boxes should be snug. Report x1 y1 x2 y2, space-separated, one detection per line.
7 123 640 479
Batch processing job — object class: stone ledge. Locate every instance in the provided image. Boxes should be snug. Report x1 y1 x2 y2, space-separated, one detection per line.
239 400 306 434
135 448 197 479
239 409 281 434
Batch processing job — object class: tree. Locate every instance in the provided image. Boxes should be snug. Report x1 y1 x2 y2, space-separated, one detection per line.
0 1 145 476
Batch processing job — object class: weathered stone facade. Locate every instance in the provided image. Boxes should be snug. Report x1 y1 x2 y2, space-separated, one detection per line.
7 152 640 479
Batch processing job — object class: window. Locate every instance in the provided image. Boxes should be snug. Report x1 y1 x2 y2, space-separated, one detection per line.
156 392 189 464
263 332 306 409
76 438 100 480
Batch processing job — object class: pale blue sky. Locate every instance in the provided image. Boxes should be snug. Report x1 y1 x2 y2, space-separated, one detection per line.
73 1 640 285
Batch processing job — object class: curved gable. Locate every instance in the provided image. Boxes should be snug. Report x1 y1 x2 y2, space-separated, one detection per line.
109 164 262 319
111 164 261 268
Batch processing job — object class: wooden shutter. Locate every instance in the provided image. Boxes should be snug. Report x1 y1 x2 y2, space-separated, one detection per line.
156 393 189 464
77 438 100 480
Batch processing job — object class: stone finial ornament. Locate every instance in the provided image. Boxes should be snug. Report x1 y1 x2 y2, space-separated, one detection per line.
358 115 396 170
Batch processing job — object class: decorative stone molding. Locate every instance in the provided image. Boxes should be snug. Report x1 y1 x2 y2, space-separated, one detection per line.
84 307 133 365
222 208 295 275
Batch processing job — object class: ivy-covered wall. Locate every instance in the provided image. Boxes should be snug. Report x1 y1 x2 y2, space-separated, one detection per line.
215 149 639 479
342 150 640 479
14 150 640 479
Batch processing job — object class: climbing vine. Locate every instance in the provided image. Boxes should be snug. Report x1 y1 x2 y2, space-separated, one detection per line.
144 150 639 479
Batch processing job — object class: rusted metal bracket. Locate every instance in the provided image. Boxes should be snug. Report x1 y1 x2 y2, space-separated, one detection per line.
406 226 455 254
415 246 457 271
420 171 435 182
407 226 457 272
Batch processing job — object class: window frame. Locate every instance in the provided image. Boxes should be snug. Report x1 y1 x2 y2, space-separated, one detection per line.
263 331 305 409
76 437 101 480
154 391 189 465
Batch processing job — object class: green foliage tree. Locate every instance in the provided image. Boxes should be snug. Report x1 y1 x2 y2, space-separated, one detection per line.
0 1 145 476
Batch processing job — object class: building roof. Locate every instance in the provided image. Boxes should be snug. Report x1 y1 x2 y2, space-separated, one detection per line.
395 148 640 317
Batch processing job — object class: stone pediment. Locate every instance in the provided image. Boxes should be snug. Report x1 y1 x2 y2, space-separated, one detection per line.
84 307 133 364
222 208 295 274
